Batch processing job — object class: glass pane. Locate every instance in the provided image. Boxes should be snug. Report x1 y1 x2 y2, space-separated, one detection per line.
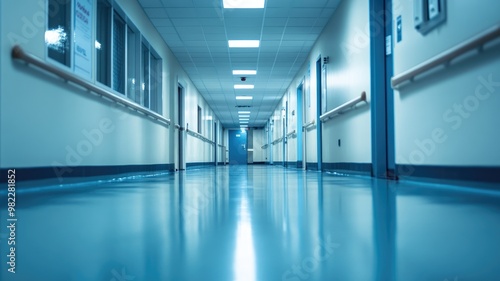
127 27 137 101
142 44 150 108
47 0 71 66
96 0 111 86
113 13 125 94
150 53 160 113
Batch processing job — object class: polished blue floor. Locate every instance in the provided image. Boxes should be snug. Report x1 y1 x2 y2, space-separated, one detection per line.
1 165 500 281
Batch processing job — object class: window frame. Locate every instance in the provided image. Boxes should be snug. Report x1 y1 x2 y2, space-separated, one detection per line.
44 0 164 117
197 106 202 134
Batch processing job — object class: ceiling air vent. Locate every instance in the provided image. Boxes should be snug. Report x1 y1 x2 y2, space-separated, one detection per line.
235 105 252 108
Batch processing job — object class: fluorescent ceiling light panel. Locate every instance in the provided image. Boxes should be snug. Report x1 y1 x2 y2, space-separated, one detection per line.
228 40 260 48
238 115 250 118
238 111 251 114
240 121 249 124
239 118 250 121
223 0 265 9
233 70 257 75
236 96 253 100
234 84 254 89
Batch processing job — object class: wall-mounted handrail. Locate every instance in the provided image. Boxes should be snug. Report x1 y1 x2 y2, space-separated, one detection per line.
175 124 181 130
319 91 367 122
272 137 283 145
186 128 215 145
286 129 297 138
392 24 500 89
11 45 171 126
303 120 316 130
261 144 269 149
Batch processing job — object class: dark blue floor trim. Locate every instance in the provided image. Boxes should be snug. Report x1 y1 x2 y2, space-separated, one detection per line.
323 162 372 175
273 161 284 166
286 161 298 168
250 162 266 165
0 164 175 183
306 162 319 171
297 161 303 169
396 165 500 183
186 162 215 169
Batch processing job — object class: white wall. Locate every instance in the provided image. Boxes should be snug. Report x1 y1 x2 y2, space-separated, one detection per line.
184 83 219 165
286 90 298 164
393 0 500 166
271 0 372 167
271 105 285 163
252 128 267 163
0 0 221 173
320 0 371 164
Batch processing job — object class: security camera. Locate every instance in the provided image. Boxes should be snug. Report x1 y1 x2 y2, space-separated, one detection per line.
240 77 246 82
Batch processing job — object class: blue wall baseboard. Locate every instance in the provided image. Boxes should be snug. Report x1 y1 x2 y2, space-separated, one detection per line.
186 162 215 169
306 162 319 171
396 165 500 184
322 162 372 175
0 164 175 183
250 162 267 165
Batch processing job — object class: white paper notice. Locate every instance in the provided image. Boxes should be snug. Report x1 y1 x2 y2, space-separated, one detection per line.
74 0 92 80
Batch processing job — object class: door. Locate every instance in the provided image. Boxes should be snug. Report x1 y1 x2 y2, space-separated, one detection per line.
178 85 185 170
214 122 218 166
316 58 323 171
370 0 396 179
297 83 304 169
229 129 248 165
283 102 287 167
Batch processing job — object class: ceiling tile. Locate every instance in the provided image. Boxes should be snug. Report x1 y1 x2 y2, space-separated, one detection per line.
139 0 340 128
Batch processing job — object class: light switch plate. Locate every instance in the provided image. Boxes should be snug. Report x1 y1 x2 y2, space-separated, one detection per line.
428 0 440 20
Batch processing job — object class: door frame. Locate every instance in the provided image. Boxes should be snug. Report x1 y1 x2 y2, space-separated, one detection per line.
370 0 396 179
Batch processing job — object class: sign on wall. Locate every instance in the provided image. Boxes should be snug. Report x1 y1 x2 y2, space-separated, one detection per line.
73 0 92 80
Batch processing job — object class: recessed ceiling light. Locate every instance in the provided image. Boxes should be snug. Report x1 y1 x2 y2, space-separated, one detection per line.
234 84 254 89
238 111 251 114
240 121 249 124
233 70 257 75
236 96 253 100
239 118 250 121
223 0 265 9
228 40 260 48
238 115 250 118
240 125 248 128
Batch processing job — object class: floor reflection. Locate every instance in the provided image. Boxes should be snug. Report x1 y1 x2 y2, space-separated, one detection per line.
0 166 499 280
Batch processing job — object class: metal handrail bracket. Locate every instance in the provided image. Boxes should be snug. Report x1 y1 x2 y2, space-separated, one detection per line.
319 91 367 123
11 46 171 126
392 24 500 89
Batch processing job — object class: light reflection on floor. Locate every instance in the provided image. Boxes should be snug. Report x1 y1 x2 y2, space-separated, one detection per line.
1 165 499 281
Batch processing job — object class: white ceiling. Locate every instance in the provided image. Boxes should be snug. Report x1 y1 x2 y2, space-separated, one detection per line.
137 0 342 128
